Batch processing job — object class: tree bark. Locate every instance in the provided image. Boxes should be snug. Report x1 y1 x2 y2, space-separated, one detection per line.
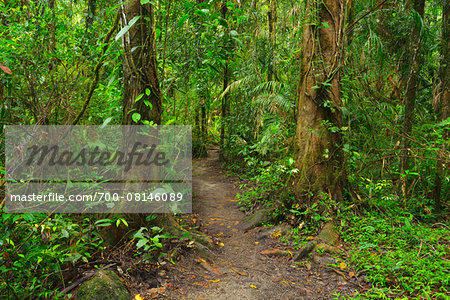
121 0 161 125
119 0 163 230
267 0 277 82
86 0 97 31
399 0 425 202
294 0 346 203
219 3 229 160
118 1 210 247
432 0 449 212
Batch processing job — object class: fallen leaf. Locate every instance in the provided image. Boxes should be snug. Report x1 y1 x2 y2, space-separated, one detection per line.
339 262 347 270
232 270 248 276
196 258 221 275
134 294 145 300
210 218 223 221
254 241 259 245
250 284 257 289
270 230 281 238
219 242 224 247
0 64 12 75
348 271 355 278
307 236 315 240
192 218 197 223
209 279 220 283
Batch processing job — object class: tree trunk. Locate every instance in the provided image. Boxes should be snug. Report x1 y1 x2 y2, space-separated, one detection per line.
219 3 228 160
267 0 276 82
86 0 96 31
121 0 161 125
118 1 209 247
432 0 449 212
294 0 346 203
346 0 355 45
399 0 425 203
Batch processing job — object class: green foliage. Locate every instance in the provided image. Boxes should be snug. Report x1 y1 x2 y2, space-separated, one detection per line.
340 209 449 298
0 213 105 298
133 226 172 264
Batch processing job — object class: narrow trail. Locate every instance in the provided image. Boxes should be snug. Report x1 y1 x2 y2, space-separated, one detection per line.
166 149 358 299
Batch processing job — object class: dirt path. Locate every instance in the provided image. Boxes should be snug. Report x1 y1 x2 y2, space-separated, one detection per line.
166 149 358 299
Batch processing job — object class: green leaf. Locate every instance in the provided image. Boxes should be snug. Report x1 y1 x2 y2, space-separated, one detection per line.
232 37 243 47
132 113 141 123
230 30 238 37
134 93 144 103
321 22 329 28
136 238 148 249
145 88 150 96
140 0 150 4
115 16 140 41
178 14 190 28
100 117 113 128
143 100 153 109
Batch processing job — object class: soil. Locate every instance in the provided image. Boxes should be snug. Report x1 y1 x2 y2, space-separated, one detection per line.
165 149 362 299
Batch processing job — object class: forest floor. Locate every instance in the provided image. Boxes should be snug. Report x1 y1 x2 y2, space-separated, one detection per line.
164 149 363 299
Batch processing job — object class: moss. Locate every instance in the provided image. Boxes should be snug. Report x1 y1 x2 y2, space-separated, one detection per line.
77 270 130 300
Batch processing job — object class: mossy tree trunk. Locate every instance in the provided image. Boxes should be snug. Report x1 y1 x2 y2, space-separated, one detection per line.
293 0 346 203
120 0 161 125
432 0 449 212
399 0 425 203
118 1 210 246
267 0 277 82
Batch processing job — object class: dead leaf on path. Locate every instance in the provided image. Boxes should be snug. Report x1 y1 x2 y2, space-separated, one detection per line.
227 199 239 202
305 263 311 270
209 279 220 283
192 282 208 287
196 258 221 275
234 221 239 225
134 294 145 300
147 287 166 298
216 232 223 236
254 241 259 245
250 284 257 289
272 278 283 282
219 242 224 247
232 270 248 276
270 230 281 238
339 262 347 270
349 271 355 278
210 218 223 221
